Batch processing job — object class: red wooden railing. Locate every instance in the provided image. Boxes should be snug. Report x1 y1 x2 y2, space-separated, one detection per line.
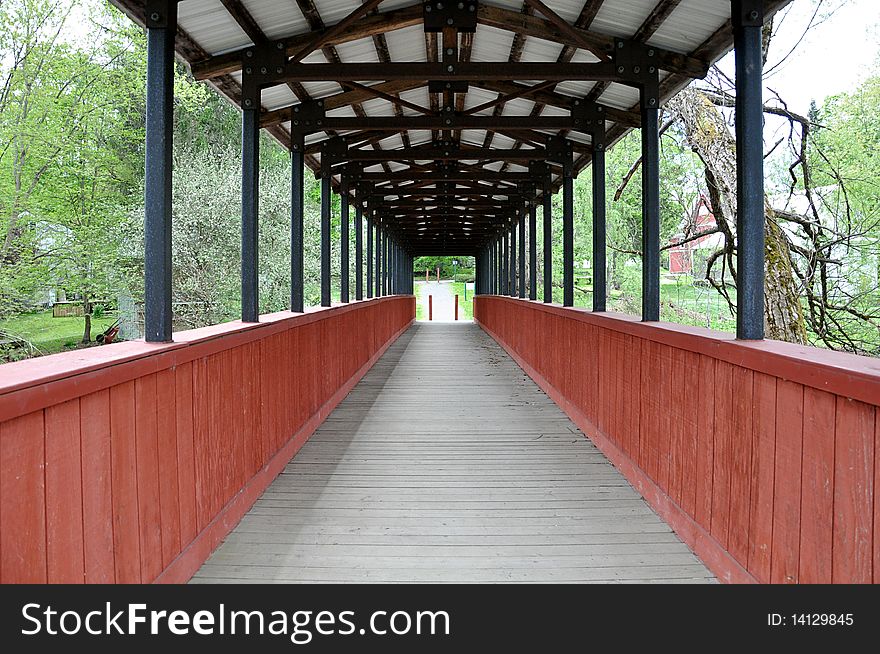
475 296 879 584
0 296 415 583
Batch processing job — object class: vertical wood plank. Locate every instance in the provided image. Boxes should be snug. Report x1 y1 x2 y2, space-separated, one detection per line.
45 399 85 583
156 368 181 569
694 355 715 528
657 344 672 494
748 372 777 584
679 350 700 518
110 380 141 583
832 397 874 583
192 357 210 532
0 411 47 583
710 360 734 548
727 365 754 568
135 374 162 582
175 362 197 548
876 413 880 584
770 379 803 584
797 387 835 583
80 390 114 583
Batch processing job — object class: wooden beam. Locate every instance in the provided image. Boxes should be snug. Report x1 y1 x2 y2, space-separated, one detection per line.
522 0 610 61
191 3 424 80
317 115 580 131
292 0 386 63
336 147 546 161
463 81 557 116
345 81 434 115
276 61 618 82
261 80 425 127
476 4 708 78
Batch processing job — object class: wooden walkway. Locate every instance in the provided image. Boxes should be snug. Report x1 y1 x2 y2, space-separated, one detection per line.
192 323 714 583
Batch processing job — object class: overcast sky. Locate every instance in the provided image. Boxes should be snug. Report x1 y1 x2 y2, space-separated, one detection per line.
721 0 879 114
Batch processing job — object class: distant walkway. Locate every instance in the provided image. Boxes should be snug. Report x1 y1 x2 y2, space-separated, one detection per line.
418 280 463 322
192 324 714 583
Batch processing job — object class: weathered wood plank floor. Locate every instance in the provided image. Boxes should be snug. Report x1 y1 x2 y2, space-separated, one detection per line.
192 323 715 584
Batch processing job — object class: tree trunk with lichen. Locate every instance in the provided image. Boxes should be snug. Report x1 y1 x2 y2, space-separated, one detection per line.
668 88 807 343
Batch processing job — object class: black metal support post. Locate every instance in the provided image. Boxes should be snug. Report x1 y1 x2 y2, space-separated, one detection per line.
390 240 395 295
543 191 553 303
563 173 574 307
382 229 388 296
509 223 516 297
320 173 331 307
733 0 765 340
241 102 260 322
592 145 607 312
340 189 349 303
501 232 509 294
529 203 537 300
375 223 381 298
366 214 373 299
641 92 661 321
355 203 363 300
144 2 176 342
518 211 526 299
291 144 305 312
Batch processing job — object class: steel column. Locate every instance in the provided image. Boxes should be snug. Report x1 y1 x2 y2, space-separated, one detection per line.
733 0 765 340
518 212 526 299
375 224 381 297
241 103 260 322
382 229 388 296
529 203 537 300
592 146 607 312
366 214 373 299
355 203 363 300
144 2 177 342
320 173 331 307
291 146 305 312
509 222 517 297
641 94 661 321
543 192 553 303
340 190 349 303
563 174 574 307
501 232 509 294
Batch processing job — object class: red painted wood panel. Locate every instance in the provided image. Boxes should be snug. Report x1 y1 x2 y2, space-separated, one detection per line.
45 399 85 583
798 387 835 583
473 296 879 584
657 343 672 495
770 380 803 584
694 354 715 528
875 414 880 584
678 350 700 518
191 357 210 532
0 297 414 585
109 380 140 583
639 339 660 480
156 368 181 569
80 390 114 583
747 372 776 584
832 398 874 583
0 411 47 583
711 360 734 548
727 365 754 568
135 374 162 582
175 362 197 547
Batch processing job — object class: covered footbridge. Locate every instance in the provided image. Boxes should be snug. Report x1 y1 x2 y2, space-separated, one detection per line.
1 0 878 584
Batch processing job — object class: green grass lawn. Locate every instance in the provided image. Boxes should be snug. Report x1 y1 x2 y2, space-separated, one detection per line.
0 310 119 357
413 280 474 321
450 282 474 320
